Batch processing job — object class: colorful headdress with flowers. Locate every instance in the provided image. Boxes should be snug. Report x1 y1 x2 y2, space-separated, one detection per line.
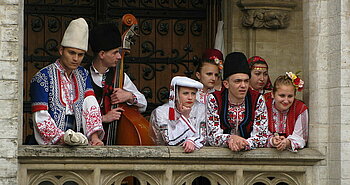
209 56 223 71
286 71 304 92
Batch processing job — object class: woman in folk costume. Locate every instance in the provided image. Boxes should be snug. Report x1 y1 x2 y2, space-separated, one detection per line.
150 76 207 153
30 18 104 146
195 49 224 104
265 72 308 152
206 52 270 151
247 56 273 94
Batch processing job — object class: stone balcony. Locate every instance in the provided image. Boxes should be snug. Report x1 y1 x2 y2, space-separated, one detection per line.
18 146 324 185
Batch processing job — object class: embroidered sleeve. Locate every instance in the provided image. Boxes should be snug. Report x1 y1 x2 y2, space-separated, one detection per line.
82 96 105 140
123 74 147 112
150 108 167 145
206 94 230 147
30 71 49 112
33 110 64 145
287 109 309 152
246 95 271 149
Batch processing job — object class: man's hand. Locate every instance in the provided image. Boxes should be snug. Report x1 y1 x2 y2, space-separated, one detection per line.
102 107 124 123
182 140 196 153
177 102 191 118
110 88 134 104
227 135 249 152
89 132 104 146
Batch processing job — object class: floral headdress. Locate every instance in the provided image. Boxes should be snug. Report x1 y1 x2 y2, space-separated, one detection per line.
209 56 223 78
286 71 304 92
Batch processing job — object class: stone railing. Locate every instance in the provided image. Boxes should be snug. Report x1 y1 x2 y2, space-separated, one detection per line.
18 146 324 185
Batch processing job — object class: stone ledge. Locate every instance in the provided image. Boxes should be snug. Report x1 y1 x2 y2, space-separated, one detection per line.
18 146 324 166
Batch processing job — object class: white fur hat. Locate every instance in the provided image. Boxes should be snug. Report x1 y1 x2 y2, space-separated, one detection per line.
61 18 89 51
168 76 203 120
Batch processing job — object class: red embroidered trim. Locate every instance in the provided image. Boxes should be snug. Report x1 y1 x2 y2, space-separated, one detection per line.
32 104 48 112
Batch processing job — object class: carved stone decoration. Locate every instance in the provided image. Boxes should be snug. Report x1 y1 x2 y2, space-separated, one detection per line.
237 0 296 29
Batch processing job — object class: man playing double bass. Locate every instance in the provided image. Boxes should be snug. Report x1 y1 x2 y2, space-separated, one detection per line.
87 23 147 145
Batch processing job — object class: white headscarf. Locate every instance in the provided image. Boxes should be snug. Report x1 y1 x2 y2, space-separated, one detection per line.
168 76 203 120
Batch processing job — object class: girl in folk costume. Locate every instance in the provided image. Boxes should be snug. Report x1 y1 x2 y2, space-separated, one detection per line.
195 57 222 104
196 49 224 99
247 56 273 94
265 72 308 152
150 76 207 153
195 49 224 104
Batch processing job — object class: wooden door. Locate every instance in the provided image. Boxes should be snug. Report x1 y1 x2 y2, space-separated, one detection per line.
23 0 221 144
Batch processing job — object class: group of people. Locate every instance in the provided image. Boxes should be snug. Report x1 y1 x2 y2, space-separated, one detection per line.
30 18 308 153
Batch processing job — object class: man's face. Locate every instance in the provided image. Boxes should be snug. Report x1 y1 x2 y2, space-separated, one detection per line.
223 73 249 103
59 47 85 74
100 47 122 68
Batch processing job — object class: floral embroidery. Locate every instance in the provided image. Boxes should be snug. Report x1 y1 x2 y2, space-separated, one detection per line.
36 116 64 144
83 105 102 137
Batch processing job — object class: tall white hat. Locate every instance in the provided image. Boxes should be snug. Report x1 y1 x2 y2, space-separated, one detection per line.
61 18 89 52
168 76 203 120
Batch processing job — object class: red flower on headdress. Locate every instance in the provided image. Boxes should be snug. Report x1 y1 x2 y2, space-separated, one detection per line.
286 72 304 92
209 56 223 70
294 77 301 85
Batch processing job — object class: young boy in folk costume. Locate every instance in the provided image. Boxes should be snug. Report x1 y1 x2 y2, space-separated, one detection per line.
87 23 147 144
265 72 308 152
30 18 104 146
247 56 273 94
207 52 270 151
195 49 224 104
150 76 206 153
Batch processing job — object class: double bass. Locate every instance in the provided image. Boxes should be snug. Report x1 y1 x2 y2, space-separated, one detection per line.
106 14 154 146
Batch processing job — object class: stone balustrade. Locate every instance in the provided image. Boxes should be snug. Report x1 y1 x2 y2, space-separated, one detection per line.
18 146 324 185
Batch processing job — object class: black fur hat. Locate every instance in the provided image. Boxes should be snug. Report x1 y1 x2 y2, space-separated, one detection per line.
223 52 250 80
89 23 121 53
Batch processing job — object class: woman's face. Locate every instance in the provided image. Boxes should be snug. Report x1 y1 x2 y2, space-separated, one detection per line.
196 63 219 91
273 84 295 111
177 86 197 108
250 63 268 91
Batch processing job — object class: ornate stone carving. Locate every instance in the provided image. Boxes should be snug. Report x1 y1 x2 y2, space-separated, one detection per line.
237 0 296 29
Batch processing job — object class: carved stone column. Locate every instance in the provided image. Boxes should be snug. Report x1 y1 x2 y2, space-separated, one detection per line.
237 0 296 29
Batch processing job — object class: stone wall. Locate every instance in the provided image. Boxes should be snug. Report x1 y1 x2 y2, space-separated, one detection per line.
0 0 22 184
222 0 304 96
305 0 350 184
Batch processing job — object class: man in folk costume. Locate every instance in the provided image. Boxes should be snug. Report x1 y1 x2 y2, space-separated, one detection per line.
206 52 270 151
150 76 207 153
87 23 147 144
30 18 104 146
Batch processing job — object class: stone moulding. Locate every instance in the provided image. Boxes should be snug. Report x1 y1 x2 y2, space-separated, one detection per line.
237 0 297 29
